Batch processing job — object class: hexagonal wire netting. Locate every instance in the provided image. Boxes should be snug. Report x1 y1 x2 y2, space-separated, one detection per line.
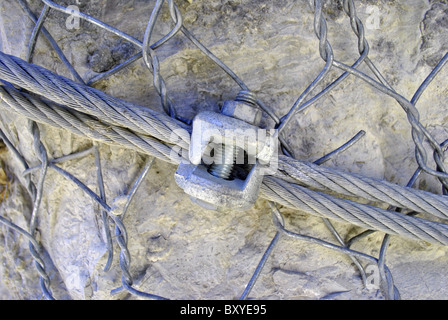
0 0 448 300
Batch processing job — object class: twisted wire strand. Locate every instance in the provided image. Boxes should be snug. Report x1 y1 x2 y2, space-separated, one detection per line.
0 84 182 164
0 51 191 150
2 1 444 300
16 0 85 84
342 0 368 56
276 156 448 220
93 144 114 272
142 0 181 118
47 161 167 299
261 177 448 245
277 0 334 134
27 121 54 298
110 158 168 299
340 0 448 185
279 0 448 188
274 0 371 152
0 215 54 299
413 52 448 193
331 58 448 182
0 125 54 299
268 201 400 299
3 76 448 246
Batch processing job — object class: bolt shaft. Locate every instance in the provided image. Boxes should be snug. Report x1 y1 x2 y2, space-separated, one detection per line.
209 143 240 180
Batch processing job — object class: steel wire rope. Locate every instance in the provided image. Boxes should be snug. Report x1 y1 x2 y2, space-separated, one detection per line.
94 143 114 272
273 1 448 221
38 0 296 156
240 130 371 300
4 62 448 245
1 0 448 300
4 74 448 226
16 0 85 84
0 83 186 163
0 50 192 151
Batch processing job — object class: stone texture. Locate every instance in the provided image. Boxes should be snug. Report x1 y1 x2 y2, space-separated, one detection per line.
1 0 448 300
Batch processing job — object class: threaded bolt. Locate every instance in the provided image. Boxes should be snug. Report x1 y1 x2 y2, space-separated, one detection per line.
208 90 257 180
208 143 240 180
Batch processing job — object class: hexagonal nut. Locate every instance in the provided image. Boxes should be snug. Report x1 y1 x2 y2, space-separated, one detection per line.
221 100 262 126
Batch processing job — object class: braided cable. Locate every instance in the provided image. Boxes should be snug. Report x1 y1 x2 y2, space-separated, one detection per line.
3 75 448 245
3 79 447 224
261 177 448 245
0 51 190 150
276 156 448 220
1 0 448 300
0 84 182 164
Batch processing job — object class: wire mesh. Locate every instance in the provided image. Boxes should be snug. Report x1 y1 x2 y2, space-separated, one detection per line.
0 0 447 300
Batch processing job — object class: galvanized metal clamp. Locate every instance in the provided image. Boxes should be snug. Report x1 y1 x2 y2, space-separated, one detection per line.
175 91 278 211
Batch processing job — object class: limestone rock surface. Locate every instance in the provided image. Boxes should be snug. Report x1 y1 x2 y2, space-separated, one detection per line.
0 0 448 300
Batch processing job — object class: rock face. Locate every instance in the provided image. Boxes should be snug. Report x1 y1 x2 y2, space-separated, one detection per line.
1 0 448 300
